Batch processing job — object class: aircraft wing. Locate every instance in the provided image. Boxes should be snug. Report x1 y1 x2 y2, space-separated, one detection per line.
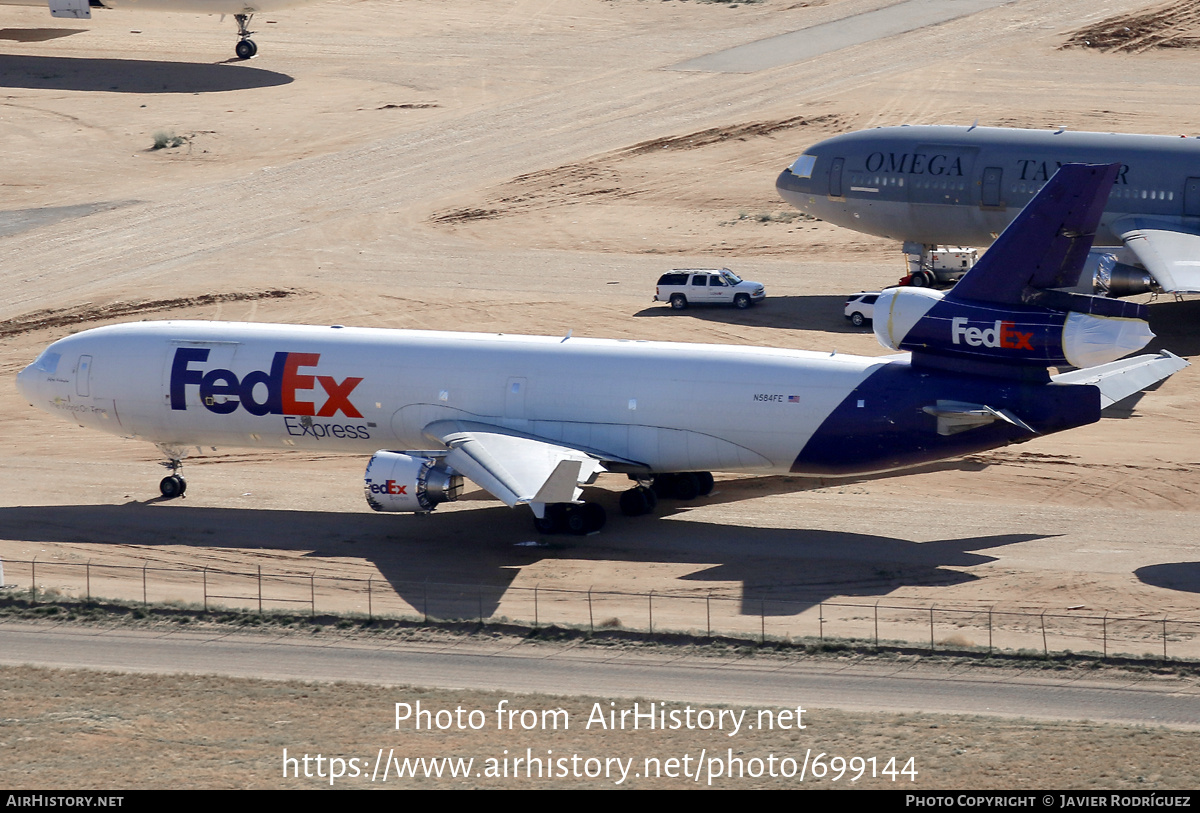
422 419 636 517
1051 351 1189 409
1114 217 1200 294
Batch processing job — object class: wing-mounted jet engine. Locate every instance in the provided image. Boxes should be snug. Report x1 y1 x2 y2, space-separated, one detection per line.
872 163 1156 378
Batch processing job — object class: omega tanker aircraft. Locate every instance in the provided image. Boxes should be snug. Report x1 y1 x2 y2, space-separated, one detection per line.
776 125 1200 296
0 0 320 58
16 165 1188 535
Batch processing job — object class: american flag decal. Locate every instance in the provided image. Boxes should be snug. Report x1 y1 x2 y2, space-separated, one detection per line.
788 395 800 403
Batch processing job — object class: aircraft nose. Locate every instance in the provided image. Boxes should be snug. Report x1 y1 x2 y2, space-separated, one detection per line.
776 167 811 210
15 361 38 404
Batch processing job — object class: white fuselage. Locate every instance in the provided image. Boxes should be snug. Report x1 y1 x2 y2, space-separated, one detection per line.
16 321 887 476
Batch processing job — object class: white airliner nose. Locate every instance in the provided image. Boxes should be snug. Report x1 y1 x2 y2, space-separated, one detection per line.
15 362 37 404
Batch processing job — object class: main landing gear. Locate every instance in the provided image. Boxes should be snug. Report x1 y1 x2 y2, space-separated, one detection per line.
532 471 714 534
534 502 607 535
234 14 258 60
622 472 713 516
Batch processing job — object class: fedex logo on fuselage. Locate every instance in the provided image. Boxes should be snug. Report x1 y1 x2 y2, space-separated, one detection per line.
950 317 1034 351
169 348 363 418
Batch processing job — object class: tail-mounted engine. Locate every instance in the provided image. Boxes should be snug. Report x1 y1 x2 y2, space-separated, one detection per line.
873 286 1154 371
364 451 463 513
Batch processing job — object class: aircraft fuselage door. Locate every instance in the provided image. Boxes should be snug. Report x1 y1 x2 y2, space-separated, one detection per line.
828 157 845 197
505 377 527 419
48 0 90 18
981 166 1003 208
1184 177 1200 218
75 355 92 397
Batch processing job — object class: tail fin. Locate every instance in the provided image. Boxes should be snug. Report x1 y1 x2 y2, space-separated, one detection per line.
949 163 1119 306
873 163 1154 377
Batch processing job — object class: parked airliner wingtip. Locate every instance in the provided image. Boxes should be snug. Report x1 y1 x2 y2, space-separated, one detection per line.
17 166 1187 535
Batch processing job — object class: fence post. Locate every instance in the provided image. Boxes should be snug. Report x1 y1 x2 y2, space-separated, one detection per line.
423 582 428 623
1040 611 1047 656
929 605 935 652
988 606 993 654
648 592 654 634
310 572 315 619
706 593 711 638
874 601 879 648
534 585 539 629
587 588 593 633
1103 612 1108 659
1163 616 1168 660
30 558 35 604
142 562 148 606
478 586 483 626
258 565 263 615
86 560 91 602
819 602 824 643
368 577 373 622
760 599 765 644
203 567 208 612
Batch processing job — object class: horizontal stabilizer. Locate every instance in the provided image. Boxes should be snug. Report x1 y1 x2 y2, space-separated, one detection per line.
1114 218 1200 294
1051 351 1189 409
922 400 1036 436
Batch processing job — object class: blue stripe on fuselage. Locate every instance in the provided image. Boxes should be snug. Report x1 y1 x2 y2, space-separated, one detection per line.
792 360 1100 475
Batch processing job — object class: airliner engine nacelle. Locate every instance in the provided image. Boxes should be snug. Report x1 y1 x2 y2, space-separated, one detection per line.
1084 250 1155 298
873 287 1155 370
364 451 463 513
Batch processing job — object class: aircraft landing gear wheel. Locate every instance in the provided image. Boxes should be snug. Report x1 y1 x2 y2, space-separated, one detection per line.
734 293 751 309
236 39 258 59
695 471 714 496
910 271 930 287
650 473 676 499
672 472 701 501
669 294 687 310
159 475 186 500
534 504 567 534
619 486 657 517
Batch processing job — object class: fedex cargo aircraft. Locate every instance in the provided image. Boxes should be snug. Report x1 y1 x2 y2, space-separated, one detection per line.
776 125 1200 296
17 165 1187 535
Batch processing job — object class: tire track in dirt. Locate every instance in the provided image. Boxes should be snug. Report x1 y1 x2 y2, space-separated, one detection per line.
0 289 301 339
1063 0 1200 52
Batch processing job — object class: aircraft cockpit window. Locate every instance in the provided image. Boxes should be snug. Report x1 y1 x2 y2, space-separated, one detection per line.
789 154 817 178
32 351 60 374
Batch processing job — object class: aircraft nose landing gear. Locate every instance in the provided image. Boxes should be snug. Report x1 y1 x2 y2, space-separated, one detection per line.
234 14 258 59
156 445 188 500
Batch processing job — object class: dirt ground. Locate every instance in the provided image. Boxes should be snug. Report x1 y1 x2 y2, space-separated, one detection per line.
3 0 1200 789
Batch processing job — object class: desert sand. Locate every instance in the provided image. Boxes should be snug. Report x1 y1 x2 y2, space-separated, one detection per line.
2 0 1200 786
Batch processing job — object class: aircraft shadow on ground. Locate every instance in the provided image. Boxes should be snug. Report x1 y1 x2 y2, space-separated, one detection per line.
632 295 861 333
1134 562 1200 594
0 54 292 92
0 28 83 43
0 498 1045 619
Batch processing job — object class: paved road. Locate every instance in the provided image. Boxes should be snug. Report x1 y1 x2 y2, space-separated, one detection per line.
671 0 1015 73
4 622 1200 729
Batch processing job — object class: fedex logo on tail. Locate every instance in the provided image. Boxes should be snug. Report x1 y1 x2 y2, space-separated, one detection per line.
170 348 363 418
951 318 1034 351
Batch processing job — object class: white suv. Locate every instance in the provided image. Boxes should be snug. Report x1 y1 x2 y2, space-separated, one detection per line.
654 268 766 310
844 292 879 327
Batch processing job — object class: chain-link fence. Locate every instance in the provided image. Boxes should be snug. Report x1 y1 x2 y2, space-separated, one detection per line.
5 556 1199 660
